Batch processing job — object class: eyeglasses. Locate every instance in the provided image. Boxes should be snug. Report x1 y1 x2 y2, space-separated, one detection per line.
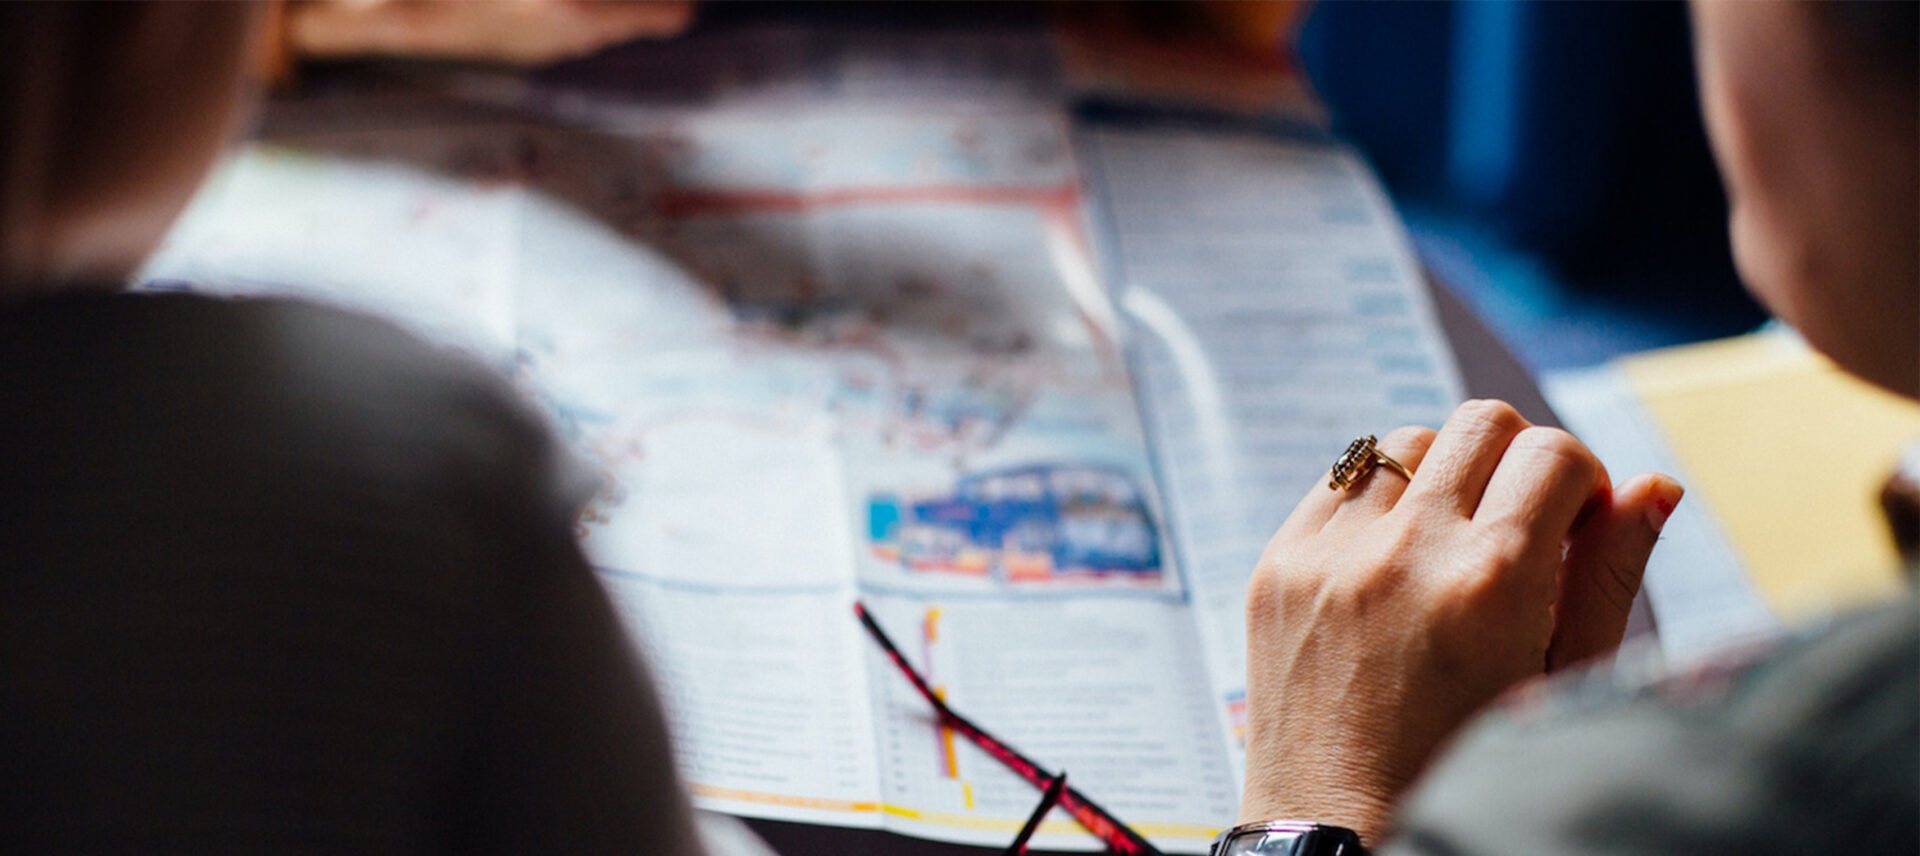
854 602 1165 856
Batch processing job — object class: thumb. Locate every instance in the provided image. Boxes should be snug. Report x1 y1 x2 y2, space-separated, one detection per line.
1547 473 1684 671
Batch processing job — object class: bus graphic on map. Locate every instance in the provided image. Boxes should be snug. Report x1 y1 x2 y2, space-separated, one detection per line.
867 465 1162 583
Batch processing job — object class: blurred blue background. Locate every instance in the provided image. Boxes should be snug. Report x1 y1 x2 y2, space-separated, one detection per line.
1298 0 1768 371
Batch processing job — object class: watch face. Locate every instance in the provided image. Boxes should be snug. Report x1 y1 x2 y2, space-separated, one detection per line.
1212 822 1364 856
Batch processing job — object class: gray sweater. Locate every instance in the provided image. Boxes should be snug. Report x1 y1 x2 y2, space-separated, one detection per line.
1386 592 1918 855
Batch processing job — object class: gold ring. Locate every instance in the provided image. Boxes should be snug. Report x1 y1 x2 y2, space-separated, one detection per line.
1328 434 1413 491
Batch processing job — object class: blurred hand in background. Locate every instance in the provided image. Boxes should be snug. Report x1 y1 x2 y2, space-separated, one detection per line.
284 0 695 66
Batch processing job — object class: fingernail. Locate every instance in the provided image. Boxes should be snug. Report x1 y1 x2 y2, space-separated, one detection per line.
1646 479 1684 534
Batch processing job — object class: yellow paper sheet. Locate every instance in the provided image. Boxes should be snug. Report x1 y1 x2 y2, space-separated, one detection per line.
1621 332 1920 623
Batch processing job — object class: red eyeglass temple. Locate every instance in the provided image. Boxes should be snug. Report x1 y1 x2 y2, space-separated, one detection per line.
854 602 1165 856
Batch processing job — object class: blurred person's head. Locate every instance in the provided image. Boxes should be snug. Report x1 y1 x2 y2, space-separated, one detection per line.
0 3 265 299
1692 0 1919 398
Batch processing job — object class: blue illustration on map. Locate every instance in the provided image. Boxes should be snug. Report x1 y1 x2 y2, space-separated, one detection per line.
867 464 1161 583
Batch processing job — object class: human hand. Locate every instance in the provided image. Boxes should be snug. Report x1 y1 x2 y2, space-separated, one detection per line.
287 0 695 66
1238 400 1683 842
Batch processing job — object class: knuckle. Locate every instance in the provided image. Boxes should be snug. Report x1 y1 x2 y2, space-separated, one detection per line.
1453 399 1528 436
1381 424 1437 454
1507 427 1598 478
1245 564 1284 618
1247 551 1324 615
1512 425 1582 454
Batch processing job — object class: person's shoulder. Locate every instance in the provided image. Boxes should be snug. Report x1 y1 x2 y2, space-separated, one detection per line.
1382 595 1918 856
0 292 620 849
0 290 596 549
0 289 500 403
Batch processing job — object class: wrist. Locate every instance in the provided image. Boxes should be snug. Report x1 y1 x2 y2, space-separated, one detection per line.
1239 721 1414 843
1237 779 1395 845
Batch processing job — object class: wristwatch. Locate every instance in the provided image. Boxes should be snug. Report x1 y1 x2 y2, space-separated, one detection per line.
1209 820 1368 856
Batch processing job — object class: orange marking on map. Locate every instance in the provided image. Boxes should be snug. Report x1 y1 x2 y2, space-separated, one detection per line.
934 686 960 778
